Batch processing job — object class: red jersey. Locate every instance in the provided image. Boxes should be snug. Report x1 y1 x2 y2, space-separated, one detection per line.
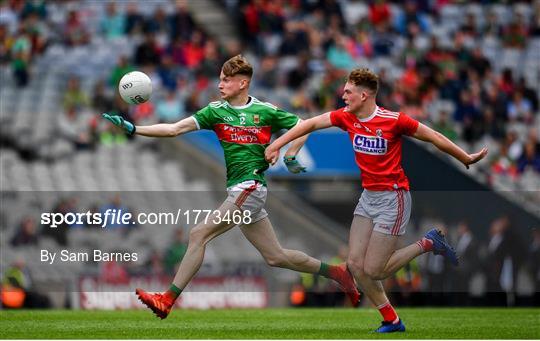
330 106 419 191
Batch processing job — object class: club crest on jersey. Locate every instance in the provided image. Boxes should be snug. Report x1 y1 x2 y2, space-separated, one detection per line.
253 114 260 124
353 134 387 155
376 129 383 137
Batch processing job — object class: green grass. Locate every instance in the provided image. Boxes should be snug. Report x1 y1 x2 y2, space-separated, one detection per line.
0 308 539 339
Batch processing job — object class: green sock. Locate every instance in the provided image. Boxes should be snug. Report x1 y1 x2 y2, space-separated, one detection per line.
318 262 331 277
167 284 182 299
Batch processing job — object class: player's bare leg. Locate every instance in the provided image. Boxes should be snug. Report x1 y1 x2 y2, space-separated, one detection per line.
240 216 360 306
136 201 239 319
346 216 389 306
364 228 459 281
240 217 320 272
347 215 403 331
364 234 422 280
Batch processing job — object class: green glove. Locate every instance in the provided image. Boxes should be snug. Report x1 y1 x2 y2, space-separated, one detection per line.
284 155 306 174
102 113 136 135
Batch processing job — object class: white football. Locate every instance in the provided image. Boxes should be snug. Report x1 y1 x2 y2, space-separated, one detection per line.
118 71 152 104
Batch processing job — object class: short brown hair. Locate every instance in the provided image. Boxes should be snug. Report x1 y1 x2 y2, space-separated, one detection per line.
346 68 379 93
222 54 253 78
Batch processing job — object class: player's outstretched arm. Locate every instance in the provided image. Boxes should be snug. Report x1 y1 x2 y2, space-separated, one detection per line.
102 114 197 137
265 113 332 165
413 123 488 169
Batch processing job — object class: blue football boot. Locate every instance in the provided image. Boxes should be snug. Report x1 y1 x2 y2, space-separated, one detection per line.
375 319 406 333
425 228 459 266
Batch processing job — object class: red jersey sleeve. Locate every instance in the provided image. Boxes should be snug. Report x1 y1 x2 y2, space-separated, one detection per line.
329 109 347 130
396 112 420 136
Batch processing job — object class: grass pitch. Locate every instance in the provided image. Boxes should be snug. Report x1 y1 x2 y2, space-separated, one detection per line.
0 308 538 339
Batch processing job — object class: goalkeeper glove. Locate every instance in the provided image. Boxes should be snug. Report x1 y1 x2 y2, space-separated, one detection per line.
284 155 306 174
102 113 136 135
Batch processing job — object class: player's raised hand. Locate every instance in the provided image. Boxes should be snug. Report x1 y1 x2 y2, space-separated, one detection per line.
284 155 306 173
265 146 280 165
102 113 136 135
465 147 488 169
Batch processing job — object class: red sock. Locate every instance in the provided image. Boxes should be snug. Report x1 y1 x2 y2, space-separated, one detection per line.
377 301 399 323
416 237 433 252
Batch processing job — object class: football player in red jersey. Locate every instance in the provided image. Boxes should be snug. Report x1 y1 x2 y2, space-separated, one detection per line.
266 68 487 333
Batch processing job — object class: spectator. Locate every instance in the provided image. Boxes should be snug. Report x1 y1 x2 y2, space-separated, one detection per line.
326 34 355 71
41 198 72 246
157 55 178 91
507 91 533 123
92 80 113 113
369 0 391 28
433 110 458 142
516 77 539 112
527 228 540 303
469 47 491 79
100 2 125 40
1 259 50 308
169 0 195 41
395 0 430 36
11 25 31 87
482 83 508 125
163 228 187 275
156 90 184 123
286 53 311 90
490 141 518 183
11 217 39 246
198 38 222 78
134 33 161 67
99 195 134 230
485 217 511 305
124 2 144 35
58 106 95 150
143 250 165 276
182 30 205 70
452 222 478 305
517 140 540 174
502 15 528 49
482 108 506 141
256 55 278 89
63 76 89 111
63 10 90 46
144 6 169 35
454 90 482 142
110 55 135 88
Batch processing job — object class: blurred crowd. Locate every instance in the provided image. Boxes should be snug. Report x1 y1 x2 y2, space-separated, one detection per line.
290 216 540 307
226 0 540 190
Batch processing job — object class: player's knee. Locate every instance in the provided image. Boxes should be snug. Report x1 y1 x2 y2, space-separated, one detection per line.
188 227 209 246
347 259 365 277
363 264 384 280
265 253 287 268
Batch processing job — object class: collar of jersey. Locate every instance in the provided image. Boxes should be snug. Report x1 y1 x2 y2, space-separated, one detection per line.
357 105 379 122
227 96 254 109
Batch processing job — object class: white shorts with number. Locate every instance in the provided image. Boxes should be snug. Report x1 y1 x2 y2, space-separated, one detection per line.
225 180 268 224
354 189 412 236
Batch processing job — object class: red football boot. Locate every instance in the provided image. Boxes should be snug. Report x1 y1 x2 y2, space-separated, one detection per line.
135 288 173 319
329 263 361 307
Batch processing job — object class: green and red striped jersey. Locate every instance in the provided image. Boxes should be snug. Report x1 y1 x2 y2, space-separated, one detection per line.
192 96 299 187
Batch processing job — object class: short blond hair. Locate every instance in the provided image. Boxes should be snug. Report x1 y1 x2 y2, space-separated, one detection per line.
347 68 379 93
222 54 253 78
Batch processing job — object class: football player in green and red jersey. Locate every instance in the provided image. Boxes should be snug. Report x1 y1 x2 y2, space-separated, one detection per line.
102 55 360 319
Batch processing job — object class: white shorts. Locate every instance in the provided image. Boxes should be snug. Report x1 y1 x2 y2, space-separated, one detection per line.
225 180 268 224
354 189 411 236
